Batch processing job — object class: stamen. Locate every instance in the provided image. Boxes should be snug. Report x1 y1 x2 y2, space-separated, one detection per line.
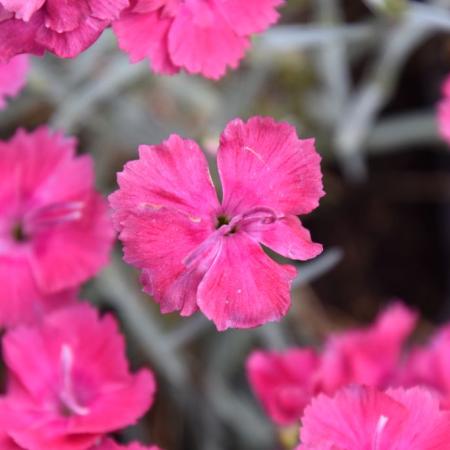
24 201 85 234
373 415 389 450
59 344 89 417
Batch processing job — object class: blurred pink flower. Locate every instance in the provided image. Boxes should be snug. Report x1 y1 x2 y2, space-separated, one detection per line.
246 302 417 425
113 0 284 79
319 302 417 392
1 303 155 450
397 323 450 409
110 116 323 330
93 438 162 450
0 0 128 60
298 385 450 450
438 75 450 145
0 127 114 327
0 55 28 109
246 349 320 426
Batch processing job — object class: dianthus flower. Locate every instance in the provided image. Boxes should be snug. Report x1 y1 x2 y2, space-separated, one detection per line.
0 0 128 60
246 302 417 425
110 116 323 330
438 74 450 145
298 385 450 450
1 303 155 450
397 323 450 409
246 349 320 426
93 438 162 450
0 55 28 109
113 0 284 79
0 127 114 327
318 302 417 392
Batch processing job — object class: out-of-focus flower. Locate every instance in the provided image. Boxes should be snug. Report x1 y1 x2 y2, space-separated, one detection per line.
0 55 28 109
0 0 128 60
397 324 450 409
298 385 450 450
93 438 163 450
0 127 114 327
1 303 155 450
246 302 417 425
113 0 284 79
110 116 324 330
246 349 320 426
437 75 450 145
319 302 417 392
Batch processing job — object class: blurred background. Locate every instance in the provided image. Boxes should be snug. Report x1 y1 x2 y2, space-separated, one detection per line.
2 0 450 448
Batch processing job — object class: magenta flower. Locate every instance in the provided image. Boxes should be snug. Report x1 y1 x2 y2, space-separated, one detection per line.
110 117 323 330
246 302 417 425
1 303 155 450
319 302 417 392
0 0 128 60
0 55 28 109
0 127 114 327
93 438 162 450
246 349 320 425
298 385 450 450
438 74 450 146
397 324 450 409
113 0 284 79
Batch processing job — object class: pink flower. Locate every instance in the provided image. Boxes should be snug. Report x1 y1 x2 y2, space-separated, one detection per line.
318 302 417 392
113 0 284 79
110 116 324 330
0 55 28 109
92 438 162 450
1 303 155 450
246 303 417 426
298 385 450 450
246 349 320 426
0 0 128 60
397 324 450 409
438 74 450 145
0 127 114 327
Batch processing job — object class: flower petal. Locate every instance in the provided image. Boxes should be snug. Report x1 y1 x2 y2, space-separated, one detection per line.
246 214 322 261
120 207 215 316
113 10 178 74
197 232 296 330
168 1 249 79
214 0 283 35
218 117 324 216
109 134 219 230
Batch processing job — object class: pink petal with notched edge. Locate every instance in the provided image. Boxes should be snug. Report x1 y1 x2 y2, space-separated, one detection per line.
0 54 28 109
120 207 214 316
35 16 106 58
214 0 283 35
168 1 249 79
245 214 323 261
112 10 177 74
197 232 296 331
218 117 324 216
0 10 44 61
247 348 320 425
43 0 90 33
109 134 219 230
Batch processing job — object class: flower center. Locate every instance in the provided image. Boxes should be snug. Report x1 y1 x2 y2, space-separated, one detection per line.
11 222 27 243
